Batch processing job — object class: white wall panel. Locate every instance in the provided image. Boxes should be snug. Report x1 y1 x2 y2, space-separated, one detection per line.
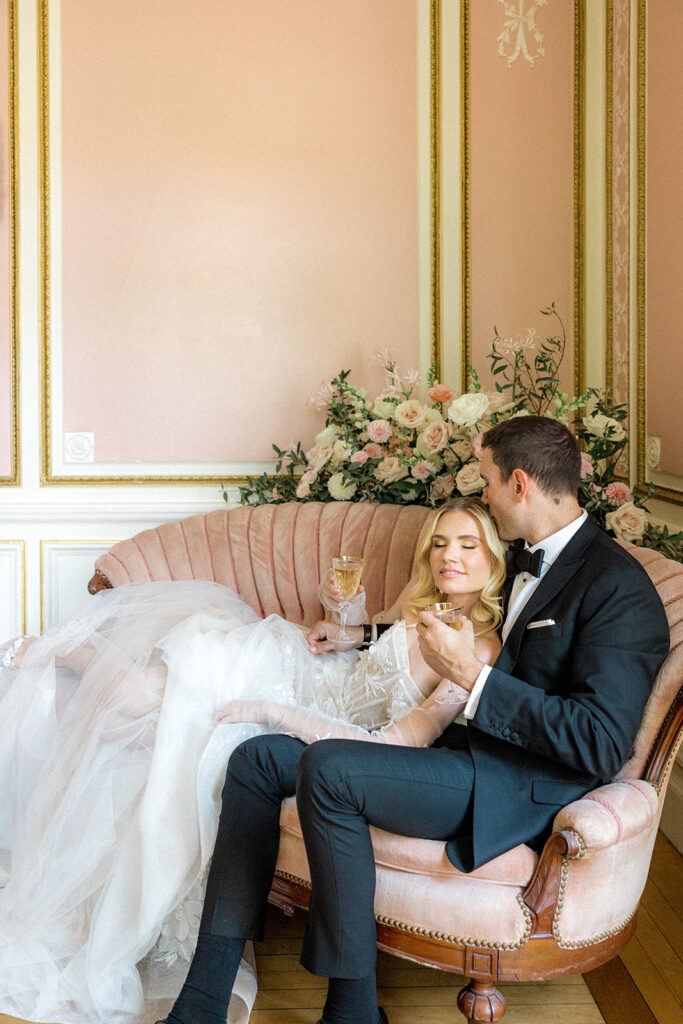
0 541 25 641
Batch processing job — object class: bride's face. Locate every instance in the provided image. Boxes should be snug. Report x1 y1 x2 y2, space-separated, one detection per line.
428 510 491 601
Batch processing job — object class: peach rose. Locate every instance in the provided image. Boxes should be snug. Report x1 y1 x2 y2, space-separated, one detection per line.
455 461 485 495
605 501 648 542
427 384 456 404
393 399 427 430
305 442 334 473
374 456 409 484
431 474 456 500
415 419 450 457
296 469 317 499
580 453 594 479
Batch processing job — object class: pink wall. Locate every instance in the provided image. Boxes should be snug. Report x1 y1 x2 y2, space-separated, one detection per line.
59 0 418 466
468 0 575 396
0 0 11 477
646 0 683 477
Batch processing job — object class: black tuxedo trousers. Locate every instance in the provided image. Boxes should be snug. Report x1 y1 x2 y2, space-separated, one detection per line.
199 731 476 978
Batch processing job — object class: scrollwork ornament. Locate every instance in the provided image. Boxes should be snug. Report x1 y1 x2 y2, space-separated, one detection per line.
497 0 548 68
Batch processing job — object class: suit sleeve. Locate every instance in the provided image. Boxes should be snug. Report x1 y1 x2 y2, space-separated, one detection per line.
471 558 670 780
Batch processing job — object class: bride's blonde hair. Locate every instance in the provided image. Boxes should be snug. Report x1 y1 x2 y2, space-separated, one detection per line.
403 497 506 633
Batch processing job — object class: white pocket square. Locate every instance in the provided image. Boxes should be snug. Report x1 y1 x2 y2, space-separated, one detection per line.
527 618 557 630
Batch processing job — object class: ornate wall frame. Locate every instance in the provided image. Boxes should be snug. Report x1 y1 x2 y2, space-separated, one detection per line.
460 0 586 397
0 0 19 486
38 0 443 486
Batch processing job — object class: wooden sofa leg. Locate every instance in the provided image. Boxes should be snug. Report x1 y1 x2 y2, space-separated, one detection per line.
456 979 507 1023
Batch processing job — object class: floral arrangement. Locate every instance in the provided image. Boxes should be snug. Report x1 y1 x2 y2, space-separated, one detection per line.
229 304 683 562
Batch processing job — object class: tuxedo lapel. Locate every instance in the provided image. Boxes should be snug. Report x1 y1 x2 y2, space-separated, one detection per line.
496 517 599 672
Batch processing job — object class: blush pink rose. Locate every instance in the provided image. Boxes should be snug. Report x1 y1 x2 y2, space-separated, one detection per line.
427 384 456 404
367 419 393 444
580 453 594 479
416 419 450 457
350 450 369 464
604 481 632 506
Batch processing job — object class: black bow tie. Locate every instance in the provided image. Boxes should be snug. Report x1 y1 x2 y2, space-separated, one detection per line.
505 544 544 579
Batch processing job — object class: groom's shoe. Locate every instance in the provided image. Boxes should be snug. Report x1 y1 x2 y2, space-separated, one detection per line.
316 1010 389 1024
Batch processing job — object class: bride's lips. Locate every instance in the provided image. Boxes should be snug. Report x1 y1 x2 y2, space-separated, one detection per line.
440 568 464 578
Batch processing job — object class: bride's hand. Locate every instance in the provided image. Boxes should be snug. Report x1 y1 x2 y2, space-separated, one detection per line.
318 569 365 611
306 620 363 654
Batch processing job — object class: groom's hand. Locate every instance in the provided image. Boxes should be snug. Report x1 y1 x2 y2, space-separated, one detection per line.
306 620 363 654
416 611 483 692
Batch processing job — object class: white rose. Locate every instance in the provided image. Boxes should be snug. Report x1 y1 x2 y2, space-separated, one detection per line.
455 461 485 495
605 501 648 543
374 456 409 484
582 413 626 441
327 472 357 501
393 399 427 430
422 407 443 425
415 419 450 457
332 439 352 462
447 392 490 427
315 425 341 444
373 394 398 419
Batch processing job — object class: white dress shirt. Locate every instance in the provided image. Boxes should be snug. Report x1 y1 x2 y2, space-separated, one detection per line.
463 509 588 720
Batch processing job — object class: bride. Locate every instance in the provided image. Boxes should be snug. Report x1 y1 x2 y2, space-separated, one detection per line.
0 497 504 1024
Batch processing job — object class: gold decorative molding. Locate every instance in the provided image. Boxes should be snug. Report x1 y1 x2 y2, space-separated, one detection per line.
460 0 471 391
636 0 682 506
430 0 442 380
1 0 20 486
605 0 613 395
573 0 586 399
38 0 443 485
461 0 586 397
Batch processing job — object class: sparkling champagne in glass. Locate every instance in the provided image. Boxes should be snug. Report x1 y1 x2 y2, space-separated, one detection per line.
332 555 365 643
424 603 466 705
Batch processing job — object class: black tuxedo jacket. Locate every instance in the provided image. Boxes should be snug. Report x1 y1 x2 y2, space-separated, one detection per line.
444 516 670 872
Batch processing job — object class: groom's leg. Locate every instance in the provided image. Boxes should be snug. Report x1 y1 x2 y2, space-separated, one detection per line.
167 733 305 1024
296 738 474 980
200 732 306 936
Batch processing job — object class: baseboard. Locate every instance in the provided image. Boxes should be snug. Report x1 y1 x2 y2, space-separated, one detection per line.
659 761 683 854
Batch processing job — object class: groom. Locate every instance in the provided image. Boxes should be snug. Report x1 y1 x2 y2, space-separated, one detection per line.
159 416 669 1024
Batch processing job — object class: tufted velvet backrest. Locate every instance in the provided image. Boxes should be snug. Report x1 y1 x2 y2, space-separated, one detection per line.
92 502 434 624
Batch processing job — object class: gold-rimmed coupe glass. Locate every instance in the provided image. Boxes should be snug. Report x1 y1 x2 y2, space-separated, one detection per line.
331 555 365 643
425 602 465 704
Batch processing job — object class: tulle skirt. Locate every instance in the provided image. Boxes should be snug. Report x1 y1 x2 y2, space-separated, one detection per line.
0 580 356 1024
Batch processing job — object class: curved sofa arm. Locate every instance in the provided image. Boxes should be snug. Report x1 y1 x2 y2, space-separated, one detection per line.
552 778 658 853
521 779 659 940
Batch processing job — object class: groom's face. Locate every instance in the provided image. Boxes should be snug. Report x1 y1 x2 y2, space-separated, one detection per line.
478 448 520 541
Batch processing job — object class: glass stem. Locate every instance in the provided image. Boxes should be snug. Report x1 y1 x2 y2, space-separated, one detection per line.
338 601 349 640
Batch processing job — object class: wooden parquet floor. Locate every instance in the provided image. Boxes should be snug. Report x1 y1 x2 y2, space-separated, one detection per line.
0 833 680 1024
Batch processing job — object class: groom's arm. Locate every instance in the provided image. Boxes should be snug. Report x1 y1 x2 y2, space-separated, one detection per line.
471 563 669 779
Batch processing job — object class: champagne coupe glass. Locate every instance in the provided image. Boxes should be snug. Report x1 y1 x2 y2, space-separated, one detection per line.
332 555 365 644
425 602 465 705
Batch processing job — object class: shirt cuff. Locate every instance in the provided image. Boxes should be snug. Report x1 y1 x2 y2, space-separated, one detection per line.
463 664 492 720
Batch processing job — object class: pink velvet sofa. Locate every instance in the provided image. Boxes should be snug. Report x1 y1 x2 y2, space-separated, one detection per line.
89 501 683 1024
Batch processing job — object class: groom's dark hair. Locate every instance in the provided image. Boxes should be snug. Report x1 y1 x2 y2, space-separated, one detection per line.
481 415 581 498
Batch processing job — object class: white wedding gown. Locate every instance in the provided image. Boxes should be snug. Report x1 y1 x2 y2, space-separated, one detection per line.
0 580 424 1024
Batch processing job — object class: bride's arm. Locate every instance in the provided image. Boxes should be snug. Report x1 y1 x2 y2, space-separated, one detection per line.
214 677 469 748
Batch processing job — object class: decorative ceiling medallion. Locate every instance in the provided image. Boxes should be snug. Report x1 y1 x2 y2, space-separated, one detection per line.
497 0 548 68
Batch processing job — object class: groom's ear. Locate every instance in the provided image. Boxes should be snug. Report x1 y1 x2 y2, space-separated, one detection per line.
510 468 531 500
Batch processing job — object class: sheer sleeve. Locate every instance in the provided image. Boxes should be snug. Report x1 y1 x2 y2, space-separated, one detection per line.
215 678 468 748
